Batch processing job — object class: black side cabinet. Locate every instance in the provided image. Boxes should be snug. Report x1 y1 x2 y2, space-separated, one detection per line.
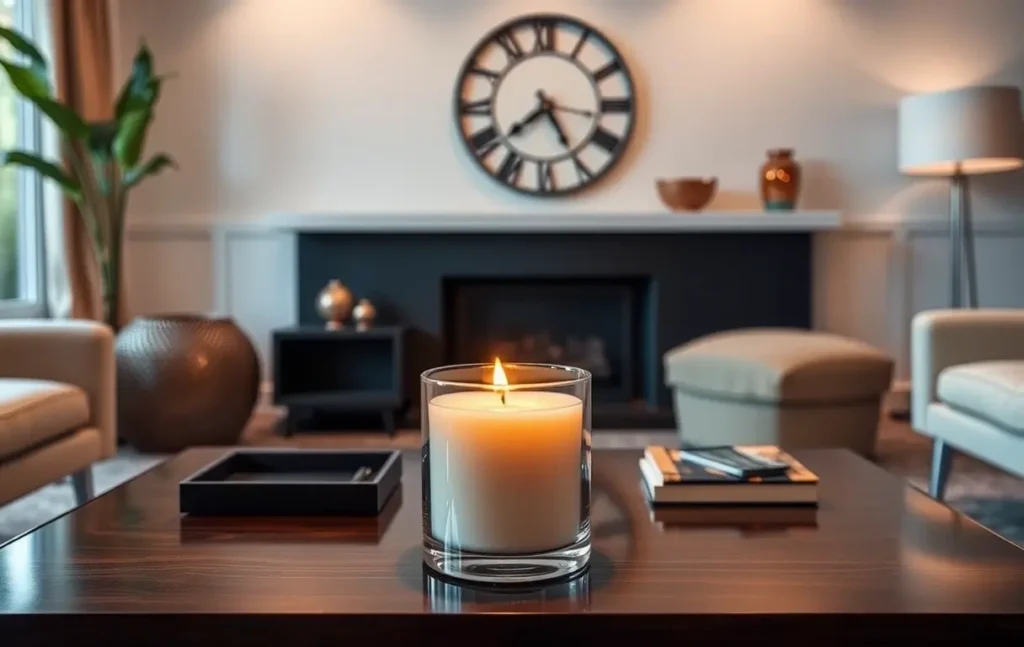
272 327 406 435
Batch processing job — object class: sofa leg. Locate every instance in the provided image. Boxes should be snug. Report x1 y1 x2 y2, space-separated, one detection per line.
929 440 954 501
71 468 95 505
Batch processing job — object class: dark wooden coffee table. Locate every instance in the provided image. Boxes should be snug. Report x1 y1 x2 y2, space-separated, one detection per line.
2 448 1023 645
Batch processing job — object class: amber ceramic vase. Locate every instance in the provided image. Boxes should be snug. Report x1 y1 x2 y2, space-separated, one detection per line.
760 149 801 211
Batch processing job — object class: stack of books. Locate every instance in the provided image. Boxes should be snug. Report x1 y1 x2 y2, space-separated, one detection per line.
639 445 819 506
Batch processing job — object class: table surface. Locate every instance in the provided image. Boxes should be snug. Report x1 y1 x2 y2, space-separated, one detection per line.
2 447 1024 644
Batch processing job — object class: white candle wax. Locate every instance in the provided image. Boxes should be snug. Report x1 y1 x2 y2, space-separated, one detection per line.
428 389 583 554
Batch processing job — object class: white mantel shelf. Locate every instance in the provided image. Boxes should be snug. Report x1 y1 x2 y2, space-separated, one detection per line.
264 210 842 233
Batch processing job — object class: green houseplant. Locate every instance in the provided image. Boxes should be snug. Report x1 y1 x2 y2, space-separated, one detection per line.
0 27 174 327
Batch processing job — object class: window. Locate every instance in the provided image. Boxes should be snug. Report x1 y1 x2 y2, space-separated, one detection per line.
0 0 44 318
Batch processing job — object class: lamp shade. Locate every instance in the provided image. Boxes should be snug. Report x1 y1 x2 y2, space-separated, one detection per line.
899 86 1024 176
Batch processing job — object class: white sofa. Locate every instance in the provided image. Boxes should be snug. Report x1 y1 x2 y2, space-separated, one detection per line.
911 309 1024 500
0 320 116 506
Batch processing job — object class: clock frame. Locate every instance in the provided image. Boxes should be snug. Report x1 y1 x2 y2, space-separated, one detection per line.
454 13 637 197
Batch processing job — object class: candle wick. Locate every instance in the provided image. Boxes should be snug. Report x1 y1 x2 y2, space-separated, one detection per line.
500 390 506 406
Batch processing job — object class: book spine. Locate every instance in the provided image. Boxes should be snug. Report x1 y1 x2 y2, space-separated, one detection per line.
644 446 680 483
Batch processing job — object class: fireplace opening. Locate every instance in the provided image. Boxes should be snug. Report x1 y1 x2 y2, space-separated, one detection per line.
442 276 655 406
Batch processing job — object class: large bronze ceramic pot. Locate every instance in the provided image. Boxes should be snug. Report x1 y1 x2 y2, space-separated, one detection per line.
116 315 261 452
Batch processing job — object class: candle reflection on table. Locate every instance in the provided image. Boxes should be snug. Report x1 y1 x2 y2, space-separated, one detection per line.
423 568 591 614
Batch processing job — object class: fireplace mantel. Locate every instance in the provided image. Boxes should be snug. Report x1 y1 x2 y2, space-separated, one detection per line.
266 210 841 233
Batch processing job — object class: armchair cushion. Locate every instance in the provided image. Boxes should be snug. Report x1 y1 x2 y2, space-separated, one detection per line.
938 361 1024 435
0 379 90 460
911 309 1024 431
0 319 115 460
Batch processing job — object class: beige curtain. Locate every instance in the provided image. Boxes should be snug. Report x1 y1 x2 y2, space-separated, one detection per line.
45 0 124 325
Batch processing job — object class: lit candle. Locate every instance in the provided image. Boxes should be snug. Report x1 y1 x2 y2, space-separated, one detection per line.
427 359 584 554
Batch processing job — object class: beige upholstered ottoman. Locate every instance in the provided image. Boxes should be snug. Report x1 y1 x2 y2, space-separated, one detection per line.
664 329 894 455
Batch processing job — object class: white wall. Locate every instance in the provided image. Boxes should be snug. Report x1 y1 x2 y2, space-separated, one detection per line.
113 0 1024 222
111 0 1024 383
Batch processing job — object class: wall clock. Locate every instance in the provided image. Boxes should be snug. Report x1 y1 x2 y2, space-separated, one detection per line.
454 13 637 197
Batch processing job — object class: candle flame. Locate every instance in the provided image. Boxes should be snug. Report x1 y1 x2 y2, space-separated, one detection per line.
493 358 508 388
493 358 508 405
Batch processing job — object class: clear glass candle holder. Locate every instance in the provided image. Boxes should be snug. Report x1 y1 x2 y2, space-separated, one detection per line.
421 362 592 585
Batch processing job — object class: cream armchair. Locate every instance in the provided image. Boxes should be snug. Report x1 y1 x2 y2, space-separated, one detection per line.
0 319 116 506
912 309 1024 500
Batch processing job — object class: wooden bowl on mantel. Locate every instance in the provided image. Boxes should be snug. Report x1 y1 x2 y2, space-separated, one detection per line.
657 178 718 212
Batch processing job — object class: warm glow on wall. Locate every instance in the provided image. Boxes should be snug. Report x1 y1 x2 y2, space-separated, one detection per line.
664 0 1009 99
830 1 1021 94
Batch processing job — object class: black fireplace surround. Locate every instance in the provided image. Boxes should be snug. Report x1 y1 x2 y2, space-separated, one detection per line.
298 232 812 428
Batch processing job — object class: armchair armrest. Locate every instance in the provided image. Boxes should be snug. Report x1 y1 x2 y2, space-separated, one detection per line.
911 309 1024 431
0 319 116 458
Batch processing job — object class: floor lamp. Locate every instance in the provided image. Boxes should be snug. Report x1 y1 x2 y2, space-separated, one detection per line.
899 86 1024 308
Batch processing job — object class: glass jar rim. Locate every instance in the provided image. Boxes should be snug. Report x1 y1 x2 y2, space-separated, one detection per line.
421 362 592 390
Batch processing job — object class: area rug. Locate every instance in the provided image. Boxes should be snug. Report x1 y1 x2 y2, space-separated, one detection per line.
2 417 1023 546
0 450 163 545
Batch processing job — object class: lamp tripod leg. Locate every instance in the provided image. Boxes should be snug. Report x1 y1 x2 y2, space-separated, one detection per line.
949 175 963 309
960 175 979 308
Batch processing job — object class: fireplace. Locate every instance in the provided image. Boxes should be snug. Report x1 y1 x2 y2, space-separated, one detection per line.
443 276 652 403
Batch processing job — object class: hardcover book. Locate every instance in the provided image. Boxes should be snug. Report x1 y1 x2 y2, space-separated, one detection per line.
650 504 818 527
640 445 819 506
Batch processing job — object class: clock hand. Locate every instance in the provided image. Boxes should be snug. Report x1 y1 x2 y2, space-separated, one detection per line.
509 104 547 137
545 109 570 148
551 104 595 118
536 90 593 118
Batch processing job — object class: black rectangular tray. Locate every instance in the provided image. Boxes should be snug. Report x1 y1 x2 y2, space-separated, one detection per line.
179 449 401 517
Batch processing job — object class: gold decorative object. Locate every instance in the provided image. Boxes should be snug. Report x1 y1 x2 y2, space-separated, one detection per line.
760 149 802 211
317 280 354 330
353 298 378 331
656 178 718 211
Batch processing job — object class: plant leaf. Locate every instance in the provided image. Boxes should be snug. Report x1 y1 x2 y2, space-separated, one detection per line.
0 60 88 139
87 121 118 157
33 96 88 139
145 75 166 104
124 153 176 188
0 60 49 98
113 79 134 119
87 121 119 193
2 150 81 200
117 76 165 116
0 26 46 69
131 42 153 83
114 43 154 119
113 108 152 169
0 26 49 97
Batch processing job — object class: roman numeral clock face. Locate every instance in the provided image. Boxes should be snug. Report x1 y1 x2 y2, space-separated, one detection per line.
455 14 637 197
